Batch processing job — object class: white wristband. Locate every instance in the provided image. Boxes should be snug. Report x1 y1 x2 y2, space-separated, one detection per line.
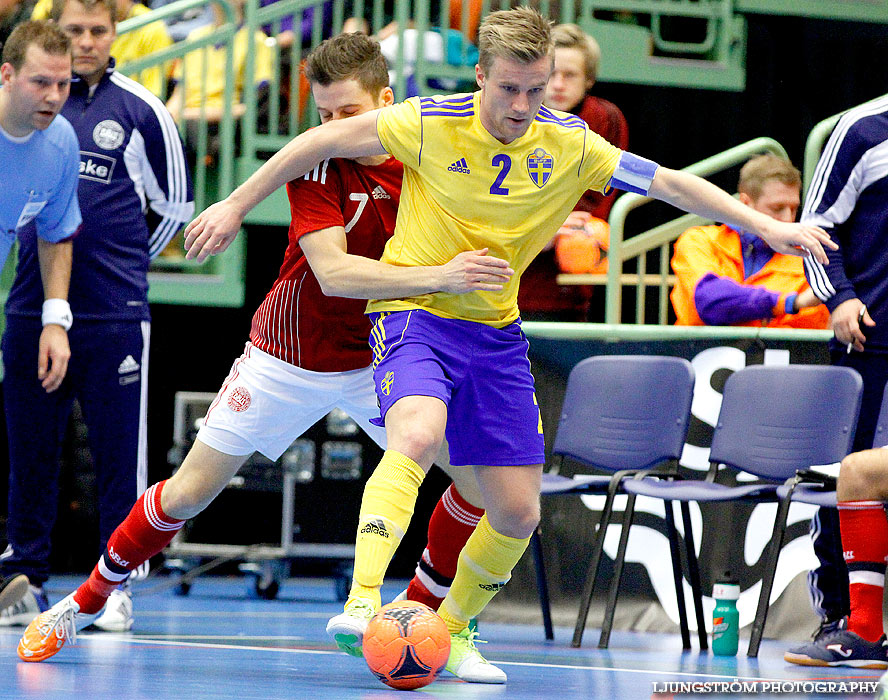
42 298 73 331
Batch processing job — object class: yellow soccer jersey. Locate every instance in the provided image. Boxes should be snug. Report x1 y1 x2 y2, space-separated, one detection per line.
174 24 274 110
112 4 173 99
370 91 622 326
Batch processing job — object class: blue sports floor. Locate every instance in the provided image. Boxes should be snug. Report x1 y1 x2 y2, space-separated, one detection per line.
0 575 881 700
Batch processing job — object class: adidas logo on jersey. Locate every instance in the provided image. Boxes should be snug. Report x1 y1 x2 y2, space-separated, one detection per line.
372 185 390 199
447 157 470 174
118 355 140 374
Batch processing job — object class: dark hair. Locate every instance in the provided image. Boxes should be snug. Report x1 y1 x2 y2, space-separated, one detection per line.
304 32 388 95
2 21 71 70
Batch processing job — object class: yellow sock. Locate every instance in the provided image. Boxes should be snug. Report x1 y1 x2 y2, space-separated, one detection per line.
438 513 530 634
347 450 425 609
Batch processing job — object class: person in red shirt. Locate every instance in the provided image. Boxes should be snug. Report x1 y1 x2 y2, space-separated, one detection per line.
17 33 512 671
518 23 629 320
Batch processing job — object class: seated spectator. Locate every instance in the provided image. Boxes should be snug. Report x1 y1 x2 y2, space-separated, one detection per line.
33 0 172 97
783 446 888 670
518 23 629 321
165 0 272 125
544 23 628 217
670 154 828 329
0 0 37 47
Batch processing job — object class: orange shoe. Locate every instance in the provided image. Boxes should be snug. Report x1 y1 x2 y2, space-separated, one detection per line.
17 593 96 662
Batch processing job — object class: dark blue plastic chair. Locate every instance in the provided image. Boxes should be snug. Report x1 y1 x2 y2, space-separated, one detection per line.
528 355 700 648
617 364 862 656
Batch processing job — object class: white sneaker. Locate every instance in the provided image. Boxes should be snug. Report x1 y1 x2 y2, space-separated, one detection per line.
445 628 506 684
93 588 134 632
391 589 408 603
0 574 29 611
0 586 46 627
326 598 376 658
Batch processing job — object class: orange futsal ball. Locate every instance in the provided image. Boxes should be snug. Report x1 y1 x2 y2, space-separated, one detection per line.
363 600 451 690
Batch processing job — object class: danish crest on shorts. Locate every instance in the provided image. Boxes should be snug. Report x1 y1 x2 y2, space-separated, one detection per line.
526 148 553 188
381 371 395 396
227 386 251 412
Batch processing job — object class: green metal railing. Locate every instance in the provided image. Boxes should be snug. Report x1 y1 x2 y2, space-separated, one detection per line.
117 0 245 306
736 0 888 23
601 137 789 324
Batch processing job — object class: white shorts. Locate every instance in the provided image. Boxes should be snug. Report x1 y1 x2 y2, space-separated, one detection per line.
198 342 386 460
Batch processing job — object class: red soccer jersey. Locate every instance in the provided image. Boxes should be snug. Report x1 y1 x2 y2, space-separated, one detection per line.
250 156 403 371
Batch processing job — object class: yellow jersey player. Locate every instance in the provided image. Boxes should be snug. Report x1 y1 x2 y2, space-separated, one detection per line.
183 8 832 686
43 7 834 687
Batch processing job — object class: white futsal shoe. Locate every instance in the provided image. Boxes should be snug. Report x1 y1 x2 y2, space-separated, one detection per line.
326 598 376 658
445 627 507 684
93 588 134 632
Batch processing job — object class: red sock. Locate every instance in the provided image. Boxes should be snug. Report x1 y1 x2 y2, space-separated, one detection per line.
406 484 484 609
74 481 184 614
839 500 888 642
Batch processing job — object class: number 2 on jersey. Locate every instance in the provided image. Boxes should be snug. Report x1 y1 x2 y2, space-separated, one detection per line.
490 155 511 196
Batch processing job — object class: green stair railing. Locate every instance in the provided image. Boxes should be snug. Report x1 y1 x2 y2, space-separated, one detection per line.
116 0 246 306
598 137 789 324
736 0 888 23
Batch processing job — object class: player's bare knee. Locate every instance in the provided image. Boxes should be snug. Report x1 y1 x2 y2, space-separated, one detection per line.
391 428 442 469
840 450 888 501
490 502 540 539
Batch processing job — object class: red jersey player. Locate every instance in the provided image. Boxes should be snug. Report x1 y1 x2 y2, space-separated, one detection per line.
18 33 512 671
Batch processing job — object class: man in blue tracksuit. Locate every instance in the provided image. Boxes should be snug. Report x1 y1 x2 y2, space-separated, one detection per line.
791 95 888 651
0 0 192 631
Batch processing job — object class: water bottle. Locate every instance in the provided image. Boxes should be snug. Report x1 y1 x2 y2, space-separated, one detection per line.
711 573 740 656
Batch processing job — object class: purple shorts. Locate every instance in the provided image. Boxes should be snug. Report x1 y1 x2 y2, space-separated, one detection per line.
368 310 544 466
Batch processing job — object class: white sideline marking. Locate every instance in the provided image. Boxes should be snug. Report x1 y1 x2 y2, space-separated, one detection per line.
85 636 809 683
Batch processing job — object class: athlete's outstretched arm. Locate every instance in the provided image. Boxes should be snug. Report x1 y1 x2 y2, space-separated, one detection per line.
184 110 386 262
648 167 836 264
300 226 513 299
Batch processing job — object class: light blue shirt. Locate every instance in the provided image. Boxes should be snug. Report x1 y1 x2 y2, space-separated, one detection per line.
0 112 82 265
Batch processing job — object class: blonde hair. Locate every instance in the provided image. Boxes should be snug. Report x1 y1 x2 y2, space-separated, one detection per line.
552 23 600 82
738 154 801 199
477 6 553 73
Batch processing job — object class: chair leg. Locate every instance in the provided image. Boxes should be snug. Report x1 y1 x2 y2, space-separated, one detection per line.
747 494 793 657
530 526 554 641
680 501 708 650
599 493 638 649
572 485 621 648
664 500 691 650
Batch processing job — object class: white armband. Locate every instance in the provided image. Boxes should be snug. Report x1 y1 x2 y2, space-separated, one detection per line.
42 298 73 331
